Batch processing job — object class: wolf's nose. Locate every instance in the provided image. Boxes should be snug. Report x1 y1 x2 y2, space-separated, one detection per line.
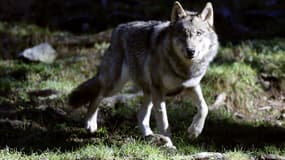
186 48 195 58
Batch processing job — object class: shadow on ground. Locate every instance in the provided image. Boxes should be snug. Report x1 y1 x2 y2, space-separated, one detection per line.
196 117 285 149
170 106 285 150
1 102 285 153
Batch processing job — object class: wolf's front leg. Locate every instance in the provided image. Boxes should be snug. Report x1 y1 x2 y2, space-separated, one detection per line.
153 101 170 136
186 85 208 140
137 94 154 136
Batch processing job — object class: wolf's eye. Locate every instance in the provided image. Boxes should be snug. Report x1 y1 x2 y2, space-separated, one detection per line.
196 30 203 36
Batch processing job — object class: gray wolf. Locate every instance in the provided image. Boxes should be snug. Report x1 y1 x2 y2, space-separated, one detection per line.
69 1 219 148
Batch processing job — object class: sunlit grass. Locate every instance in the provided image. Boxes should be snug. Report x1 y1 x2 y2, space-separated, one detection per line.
225 151 252 160
204 62 261 114
0 142 169 160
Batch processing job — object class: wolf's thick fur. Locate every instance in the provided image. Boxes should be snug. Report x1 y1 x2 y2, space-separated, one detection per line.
69 1 218 147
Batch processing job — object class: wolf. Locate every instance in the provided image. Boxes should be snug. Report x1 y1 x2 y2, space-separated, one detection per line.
68 1 219 148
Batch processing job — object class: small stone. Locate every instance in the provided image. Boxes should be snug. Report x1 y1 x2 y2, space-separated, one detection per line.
282 113 285 119
192 152 225 160
145 134 176 150
260 80 271 90
260 154 285 160
19 43 57 63
276 120 283 127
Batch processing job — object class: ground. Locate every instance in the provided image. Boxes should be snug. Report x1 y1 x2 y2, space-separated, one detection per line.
0 22 285 159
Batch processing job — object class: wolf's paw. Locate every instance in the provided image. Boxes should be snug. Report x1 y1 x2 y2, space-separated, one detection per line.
86 120 97 133
187 126 202 140
145 134 176 150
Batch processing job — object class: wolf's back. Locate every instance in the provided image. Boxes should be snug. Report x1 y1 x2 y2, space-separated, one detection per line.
69 21 167 108
68 77 101 108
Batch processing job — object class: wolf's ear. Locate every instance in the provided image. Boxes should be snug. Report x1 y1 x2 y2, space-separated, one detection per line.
199 2 214 26
171 1 187 23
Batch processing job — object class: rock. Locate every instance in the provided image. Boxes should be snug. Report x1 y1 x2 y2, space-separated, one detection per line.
19 43 57 63
259 154 285 160
260 80 271 90
174 152 225 160
145 134 176 150
282 113 285 119
276 120 283 127
192 152 225 160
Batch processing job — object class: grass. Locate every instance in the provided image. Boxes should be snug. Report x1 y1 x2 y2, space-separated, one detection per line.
204 62 261 113
203 39 285 116
0 143 168 160
0 22 285 159
225 151 252 160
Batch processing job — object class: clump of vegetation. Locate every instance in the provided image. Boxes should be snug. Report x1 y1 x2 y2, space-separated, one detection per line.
204 62 261 114
203 39 285 116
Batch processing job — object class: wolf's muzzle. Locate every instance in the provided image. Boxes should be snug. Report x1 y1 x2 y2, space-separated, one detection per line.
186 48 195 59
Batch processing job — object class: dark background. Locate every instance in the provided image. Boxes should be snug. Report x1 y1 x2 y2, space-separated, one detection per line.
1 0 285 42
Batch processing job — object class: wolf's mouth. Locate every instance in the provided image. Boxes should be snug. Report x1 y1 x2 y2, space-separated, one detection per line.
185 48 195 59
185 54 194 59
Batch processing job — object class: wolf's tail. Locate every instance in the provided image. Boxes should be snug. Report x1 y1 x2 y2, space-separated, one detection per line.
68 77 101 108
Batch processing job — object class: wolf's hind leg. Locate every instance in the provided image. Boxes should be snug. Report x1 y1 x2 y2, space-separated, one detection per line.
86 95 103 133
137 94 153 136
186 85 208 140
86 62 129 133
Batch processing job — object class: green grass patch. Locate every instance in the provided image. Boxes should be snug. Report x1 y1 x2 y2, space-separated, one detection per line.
225 151 252 160
204 62 261 113
0 142 169 160
218 39 285 86
202 38 285 114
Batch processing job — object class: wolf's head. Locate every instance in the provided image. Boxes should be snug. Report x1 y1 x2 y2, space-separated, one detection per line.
170 1 218 61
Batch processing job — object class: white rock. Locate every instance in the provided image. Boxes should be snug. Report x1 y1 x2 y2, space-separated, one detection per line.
192 152 224 160
19 43 57 63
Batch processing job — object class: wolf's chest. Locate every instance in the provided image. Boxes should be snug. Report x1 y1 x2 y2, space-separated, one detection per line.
161 62 207 91
162 74 183 92
162 73 203 92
